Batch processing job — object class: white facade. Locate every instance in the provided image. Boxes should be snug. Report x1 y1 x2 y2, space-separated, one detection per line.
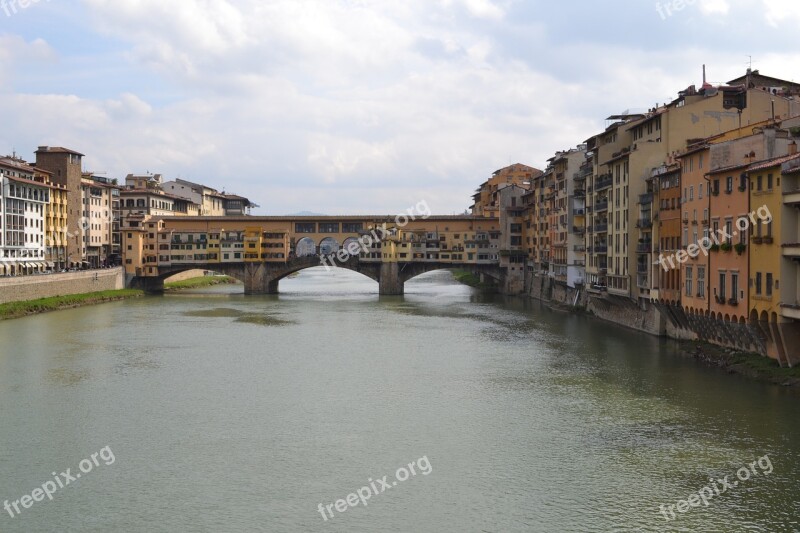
0 159 49 276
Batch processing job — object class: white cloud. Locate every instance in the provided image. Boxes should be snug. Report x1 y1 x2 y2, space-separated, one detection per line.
0 1 797 215
761 0 800 26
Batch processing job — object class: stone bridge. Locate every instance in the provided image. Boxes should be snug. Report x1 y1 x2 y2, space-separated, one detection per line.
129 256 503 296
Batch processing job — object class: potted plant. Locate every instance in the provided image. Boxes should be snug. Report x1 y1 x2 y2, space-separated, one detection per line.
734 243 746 255
709 244 720 252
720 242 732 252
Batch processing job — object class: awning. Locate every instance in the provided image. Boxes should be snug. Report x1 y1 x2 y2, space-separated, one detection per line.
46 262 55 268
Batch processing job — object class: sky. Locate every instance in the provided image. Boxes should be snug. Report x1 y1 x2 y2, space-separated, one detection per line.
1 0 799 215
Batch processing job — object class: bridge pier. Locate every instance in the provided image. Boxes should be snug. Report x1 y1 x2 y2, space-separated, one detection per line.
379 263 404 296
243 264 280 295
129 276 165 295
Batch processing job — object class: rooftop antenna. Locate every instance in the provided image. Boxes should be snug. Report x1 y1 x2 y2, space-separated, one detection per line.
703 64 706 85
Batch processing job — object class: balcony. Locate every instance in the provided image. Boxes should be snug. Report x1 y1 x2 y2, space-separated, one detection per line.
784 190 800 205
594 223 608 233
783 243 800 257
638 192 653 205
595 200 609 212
574 208 586 216
573 226 586 234
637 274 650 289
782 304 800 320
636 263 649 274
595 175 613 191
636 218 653 229
594 244 608 253
636 241 652 254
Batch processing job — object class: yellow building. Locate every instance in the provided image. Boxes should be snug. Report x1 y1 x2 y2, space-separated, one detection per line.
35 167 69 270
749 152 800 365
470 164 540 217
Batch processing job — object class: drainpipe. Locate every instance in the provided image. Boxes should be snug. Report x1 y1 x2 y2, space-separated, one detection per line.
703 171 712 315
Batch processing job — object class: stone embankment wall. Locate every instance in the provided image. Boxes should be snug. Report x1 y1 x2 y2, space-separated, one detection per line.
0 268 125 305
517 271 775 358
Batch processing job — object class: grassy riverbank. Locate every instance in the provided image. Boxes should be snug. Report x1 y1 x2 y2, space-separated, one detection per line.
0 289 144 321
450 269 497 289
164 276 239 291
680 341 800 389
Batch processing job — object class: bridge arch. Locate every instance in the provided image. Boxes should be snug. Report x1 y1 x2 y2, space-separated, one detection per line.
296 237 316 257
319 237 339 256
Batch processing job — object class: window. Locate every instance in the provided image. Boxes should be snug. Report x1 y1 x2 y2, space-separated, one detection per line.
731 273 739 302
697 266 705 297
757 175 763 191
342 222 363 233
318 222 340 233
719 272 727 300
766 273 773 296
295 223 315 233
726 176 733 193
725 220 733 243
686 267 693 297
755 272 762 295
767 173 773 190
689 186 694 200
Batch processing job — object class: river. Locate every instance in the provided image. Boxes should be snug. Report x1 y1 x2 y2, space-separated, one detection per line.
1 268 798 532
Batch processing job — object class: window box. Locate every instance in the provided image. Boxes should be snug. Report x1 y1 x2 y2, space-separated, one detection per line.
734 243 746 255
763 236 774 244
720 242 732 252
752 236 763 244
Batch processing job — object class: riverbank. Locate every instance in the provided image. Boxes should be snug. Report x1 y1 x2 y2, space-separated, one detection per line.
450 269 496 289
164 276 239 291
678 340 800 390
0 289 144 321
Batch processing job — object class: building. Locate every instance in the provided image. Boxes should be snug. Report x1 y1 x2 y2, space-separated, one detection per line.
162 178 258 216
779 154 800 365
34 146 85 267
38 167 68 271
497 184 528 293
650 162 681 303
470 164 541 217
676 142 710 315
81 174 119 268
120 174 202 219
748 151 800 364
0 156 51 275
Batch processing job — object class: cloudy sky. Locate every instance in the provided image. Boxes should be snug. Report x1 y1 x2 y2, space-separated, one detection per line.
1 0 798 215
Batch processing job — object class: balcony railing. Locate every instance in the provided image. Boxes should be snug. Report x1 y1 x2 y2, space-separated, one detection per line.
638 192 653 205
636 219 653 229
595 175 613 191
594 223 608 233
595 201 609 212
636 242 652 253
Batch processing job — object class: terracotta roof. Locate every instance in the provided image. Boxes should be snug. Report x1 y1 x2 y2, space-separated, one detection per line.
35 146 85 156
748 153 800 173
6 175 53 189
0 157 34 172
